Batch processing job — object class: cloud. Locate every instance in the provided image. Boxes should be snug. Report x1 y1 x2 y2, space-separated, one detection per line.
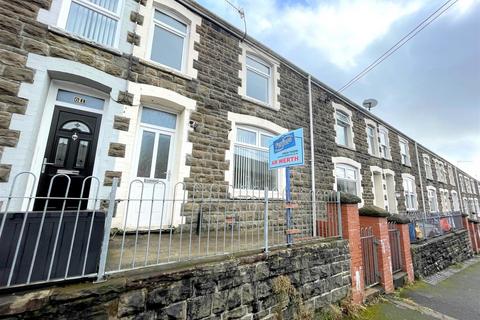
198 0 423 68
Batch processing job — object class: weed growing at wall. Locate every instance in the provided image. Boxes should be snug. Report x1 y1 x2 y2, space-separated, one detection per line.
272 275 313 320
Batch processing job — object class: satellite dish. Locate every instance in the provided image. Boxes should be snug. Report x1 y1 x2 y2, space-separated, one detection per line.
362 99 378 111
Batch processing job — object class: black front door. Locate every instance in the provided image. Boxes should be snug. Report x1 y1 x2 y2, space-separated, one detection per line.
34 107 102 211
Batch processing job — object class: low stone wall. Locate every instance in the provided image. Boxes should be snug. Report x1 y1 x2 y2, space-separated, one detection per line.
411 230 473 279
0 239 351 319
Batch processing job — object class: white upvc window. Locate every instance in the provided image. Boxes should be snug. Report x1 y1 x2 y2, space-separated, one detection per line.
365 119 379 157
233 126 282 193
474 198 480 214
423 154 433 180
427 186 438 213
402 175 417 211
459 175 465 192
399 137 410 166
439 189 450 212
336 111 351 147
335 164 360 196
451 191 460 211
470 179 476 195
333 103 355 149
61 0 122 47
463 197 470 214
379 127 391 159
150 9 188 72
448 165 455 186
245 54 272 105
465 177 472 193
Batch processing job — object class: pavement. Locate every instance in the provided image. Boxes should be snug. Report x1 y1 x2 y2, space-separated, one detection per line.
356 257 480 320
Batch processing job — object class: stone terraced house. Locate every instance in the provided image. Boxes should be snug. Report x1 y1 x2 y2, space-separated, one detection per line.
0 0 479 231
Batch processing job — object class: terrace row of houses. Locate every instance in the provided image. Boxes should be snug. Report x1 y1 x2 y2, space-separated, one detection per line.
0 0 478 230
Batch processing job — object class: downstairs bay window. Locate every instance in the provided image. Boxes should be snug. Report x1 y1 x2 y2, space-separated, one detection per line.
233 126 278 191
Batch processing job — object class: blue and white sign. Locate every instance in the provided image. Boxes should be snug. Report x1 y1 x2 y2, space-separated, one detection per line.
269 128 304 169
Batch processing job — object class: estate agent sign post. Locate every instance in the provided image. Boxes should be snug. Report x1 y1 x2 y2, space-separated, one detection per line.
269 128 305 245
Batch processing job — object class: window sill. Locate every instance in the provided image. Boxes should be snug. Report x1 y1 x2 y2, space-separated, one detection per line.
139 58 194 81
336 144 356 152
48 26 123 57
401 163 412 168
381 156 392 162
241 95 280 111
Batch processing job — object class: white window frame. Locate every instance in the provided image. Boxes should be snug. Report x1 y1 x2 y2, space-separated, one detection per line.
398 137 411 166
426 186 438 213
463 197 470 214
335 164 360 196
439 188 450 212
148 9 189 73
365 119 379 157
245 54 272 105
233 125 280 194
402 174 418 212
465 177 472 193
459 175 465 192
451 190 460 211
469 198 476 214
226 112 286 198
239 43 280 110
56 0 123 48
474 198 480 214
423 154 433 180
332 103 355 149
470 179 476 195
332 157 363 205
378 126 391 160
448 165 455 186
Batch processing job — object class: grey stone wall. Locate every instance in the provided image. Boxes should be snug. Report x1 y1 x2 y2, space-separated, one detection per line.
0 240 351 319
411 230 473 279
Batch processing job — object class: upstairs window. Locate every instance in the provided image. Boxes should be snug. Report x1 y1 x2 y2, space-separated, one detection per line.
335 164 359 196
366 124 378 156
65 0 121 47
475 198 480 213
466 177 472 193
427 187 438 213
448 166 455 186
399 138 410 166
423 155 433 180
245 55 271 104
233 126 277 191
379 127 390 159
336 111 350 147
459 175 465 192
150 10 188 71
403 176 417 211
471 179 476 194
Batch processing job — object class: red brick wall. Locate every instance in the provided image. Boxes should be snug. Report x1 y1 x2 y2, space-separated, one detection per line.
359 216 394 294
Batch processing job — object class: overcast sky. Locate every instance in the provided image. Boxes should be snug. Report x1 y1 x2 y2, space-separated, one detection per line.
196 0 480 179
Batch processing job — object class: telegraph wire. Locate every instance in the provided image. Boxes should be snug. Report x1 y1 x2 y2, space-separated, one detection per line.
338 0 458 93
223 0 247 41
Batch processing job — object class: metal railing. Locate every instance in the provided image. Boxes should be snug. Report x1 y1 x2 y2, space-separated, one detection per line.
402 211 464 243
0 172 342 290
388 222 403 273
360 226 379 288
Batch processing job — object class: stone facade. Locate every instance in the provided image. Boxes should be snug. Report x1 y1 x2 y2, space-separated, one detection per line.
411 230 473 279
0 0 478 226
0 240 351 319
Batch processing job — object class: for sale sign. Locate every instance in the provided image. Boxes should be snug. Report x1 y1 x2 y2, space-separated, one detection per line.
268 128 304 169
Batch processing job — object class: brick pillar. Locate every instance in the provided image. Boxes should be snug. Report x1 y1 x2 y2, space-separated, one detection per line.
359 216 394 294
473 222 480 254
396 224 414 283
340 204 364 304
468 220 479 253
